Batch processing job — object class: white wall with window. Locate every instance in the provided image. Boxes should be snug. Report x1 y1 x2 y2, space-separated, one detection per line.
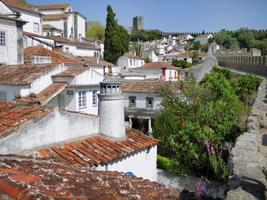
0 17 21 65
63 87 100 115
124 93 162 110
117 56 145 69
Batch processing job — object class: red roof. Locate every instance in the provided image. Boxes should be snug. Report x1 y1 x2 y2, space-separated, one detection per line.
16 83 67 105
24 46 80 64
33 129 158 167
42 13 70 20
141 62 175 69
35 3 70 10
0 103 51 139
53 66 89 77
3 0 38 13
0 156 180 199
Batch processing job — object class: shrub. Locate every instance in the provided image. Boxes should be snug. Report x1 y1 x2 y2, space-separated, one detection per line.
157 155 174 171
172 59 193 69
212 66 231 79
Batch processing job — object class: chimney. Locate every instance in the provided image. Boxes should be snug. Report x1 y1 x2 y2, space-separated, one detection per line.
98 76 126 139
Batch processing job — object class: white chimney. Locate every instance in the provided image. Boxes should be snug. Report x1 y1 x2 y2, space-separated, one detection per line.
98 75 126 139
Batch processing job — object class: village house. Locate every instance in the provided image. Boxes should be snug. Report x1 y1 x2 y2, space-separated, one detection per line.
43 23 63 36
0 155 180 199
208 40 220 55
158 51 193 63
0 75 159 181
117 52 145 69
130 61 182 81
3 0 43 35
194 33 213 44
0 0 26 65
122 80 180 133
35 3 86 40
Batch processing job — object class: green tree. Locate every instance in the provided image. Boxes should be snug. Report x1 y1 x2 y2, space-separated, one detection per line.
104 5 129 64
235 28 256 49
86 24 105 41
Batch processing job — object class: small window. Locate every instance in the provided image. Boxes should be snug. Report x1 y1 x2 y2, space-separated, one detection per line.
0 32 6 46
130 60 133 66
92 90 97 107
129 96 136 108
33 23 39 33
0 91 7 102
146 97 154 109
78 91 86 108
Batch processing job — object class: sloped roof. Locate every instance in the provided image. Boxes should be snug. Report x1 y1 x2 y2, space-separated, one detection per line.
140 62 175 69
79 56 113 67
24 46 80 64
30 129 158 167
42 13 70 20
3 0 39 13
16 83 67 105
122 80 181 93
0 156 180 199
0 102 51 139
43 24 61 31
35 3 70 10
123 52 144 60
52 66 89 77
0 64 59 85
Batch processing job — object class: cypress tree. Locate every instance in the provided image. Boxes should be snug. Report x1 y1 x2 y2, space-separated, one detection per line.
104 5 129 64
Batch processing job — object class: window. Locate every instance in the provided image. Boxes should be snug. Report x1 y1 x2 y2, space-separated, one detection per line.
33 23 39 33
146 97 154 109
0 32 6 46
129 96 136 108
130 60 133 66
78 91 86 108
0 91 7 102
92 90 97 107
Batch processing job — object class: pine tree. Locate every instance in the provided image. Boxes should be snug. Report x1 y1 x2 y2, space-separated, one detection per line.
104 5 129 64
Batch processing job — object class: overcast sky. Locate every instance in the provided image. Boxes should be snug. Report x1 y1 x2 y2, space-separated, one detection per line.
29 0 267 32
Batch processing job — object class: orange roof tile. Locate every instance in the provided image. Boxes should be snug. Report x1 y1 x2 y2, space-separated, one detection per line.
0 103 51 139
122 80 181 93
33 129 158 167
79 56 113 67
141 62 175 69
0 64 59 85
42 13 70 20
35 3 70 10
0 156 180 199
16 83 67 105
53 66 88 77
3 0 38 13
24 46 80 64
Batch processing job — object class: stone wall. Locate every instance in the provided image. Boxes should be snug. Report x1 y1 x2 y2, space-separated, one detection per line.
217 55 267 77
227 78 267 200
186 56 218 82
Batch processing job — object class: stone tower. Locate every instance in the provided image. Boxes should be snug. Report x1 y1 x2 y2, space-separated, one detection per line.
133 16 144 32
98 75 126 139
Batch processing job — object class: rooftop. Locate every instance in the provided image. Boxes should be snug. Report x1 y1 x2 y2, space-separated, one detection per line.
0 156 180 199
31 129 158 167
123 52 144 60
43 24 62 31
16 83 67 105
79 56 113 67
24 46 80 64
3 0 38 13
0 64 59 85
122 80 181 93
140 62 175 69
35 3 70 10
53 66 88 77
42 13 70 20
0 102 51 139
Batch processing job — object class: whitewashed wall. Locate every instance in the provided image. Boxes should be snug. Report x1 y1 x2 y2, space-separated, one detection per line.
97 146 157 181
77 14 86 38
124 92 162 110
0 111 100 154
0 85 28 102
73 48 99 57
43 19 64 33
0 18 19 64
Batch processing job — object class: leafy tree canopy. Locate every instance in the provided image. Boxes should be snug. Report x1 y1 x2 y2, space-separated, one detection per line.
86 24 105 41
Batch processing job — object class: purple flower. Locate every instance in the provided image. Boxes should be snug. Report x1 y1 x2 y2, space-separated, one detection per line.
195 181 205 197
204 140 211 151
225 142 233 154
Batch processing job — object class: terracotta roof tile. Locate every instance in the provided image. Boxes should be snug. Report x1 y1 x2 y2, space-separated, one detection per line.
42 24 61 31
0 156 180 199
24 46 80 64
0 103 51 139
53 66 88 77
79 56 113 67
141 62 175 69
3 0 38 13
35 3 70 10
123 52 144 60
16 82 67 105
42 13 70 20
32 129 158 167
0 64 59 85
122 80 181 93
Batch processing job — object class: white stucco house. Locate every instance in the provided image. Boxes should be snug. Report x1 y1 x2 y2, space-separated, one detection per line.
194 33 213 44
3 0 43 35
117 53 145 69
35 3 86 39
0 75 158 181
159 51 193 63
0 0 26 65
